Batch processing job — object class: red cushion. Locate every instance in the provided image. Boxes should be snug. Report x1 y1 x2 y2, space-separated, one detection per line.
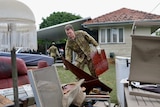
38 60 48 68
0 57 27 79
0 75 30 89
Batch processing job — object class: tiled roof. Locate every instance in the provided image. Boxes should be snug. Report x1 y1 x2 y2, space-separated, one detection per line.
84 8 160 24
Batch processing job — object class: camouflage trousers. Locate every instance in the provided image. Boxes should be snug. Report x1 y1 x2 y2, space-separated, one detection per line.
75 57 97 78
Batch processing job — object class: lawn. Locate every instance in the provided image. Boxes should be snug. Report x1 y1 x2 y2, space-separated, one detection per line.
56 62 118 104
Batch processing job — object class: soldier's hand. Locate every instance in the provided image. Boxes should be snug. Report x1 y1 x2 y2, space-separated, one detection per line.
96 46 101 54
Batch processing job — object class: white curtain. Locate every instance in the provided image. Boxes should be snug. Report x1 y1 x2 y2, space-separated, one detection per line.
0 23 37 51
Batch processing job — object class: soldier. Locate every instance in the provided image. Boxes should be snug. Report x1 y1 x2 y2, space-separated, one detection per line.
64 24 101 78
48 42 60 63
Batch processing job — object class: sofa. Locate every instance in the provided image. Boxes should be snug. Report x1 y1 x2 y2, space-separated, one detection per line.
0 57 30 89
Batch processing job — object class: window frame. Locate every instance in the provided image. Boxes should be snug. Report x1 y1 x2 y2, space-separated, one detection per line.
99 27 124 44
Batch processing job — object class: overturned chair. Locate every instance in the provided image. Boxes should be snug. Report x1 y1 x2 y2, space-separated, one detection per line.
62 56 112 94
62 57 112 107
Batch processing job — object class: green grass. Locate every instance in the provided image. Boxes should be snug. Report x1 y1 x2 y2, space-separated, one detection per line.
56 63 118 104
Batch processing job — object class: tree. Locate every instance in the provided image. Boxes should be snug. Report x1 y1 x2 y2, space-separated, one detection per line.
39 11 82 29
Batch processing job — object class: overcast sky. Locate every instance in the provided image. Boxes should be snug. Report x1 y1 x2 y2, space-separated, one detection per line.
19 0 160 29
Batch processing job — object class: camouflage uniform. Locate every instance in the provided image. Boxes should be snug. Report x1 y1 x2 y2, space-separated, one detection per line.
65 30 98 77
48 45 60 63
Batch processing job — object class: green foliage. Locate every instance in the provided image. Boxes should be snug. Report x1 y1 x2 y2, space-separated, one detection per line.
156 30 160 36
39 11 82 29
37 40 51 54
38 39 50 45
56 38 67 44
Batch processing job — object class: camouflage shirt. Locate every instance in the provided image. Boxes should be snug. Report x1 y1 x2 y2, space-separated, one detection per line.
48 45 60 57
65 30 98 62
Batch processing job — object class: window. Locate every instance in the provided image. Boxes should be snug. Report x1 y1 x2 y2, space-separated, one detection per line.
99 28 124 43
100 29 105 43
119 28 124 42
107 29 111 42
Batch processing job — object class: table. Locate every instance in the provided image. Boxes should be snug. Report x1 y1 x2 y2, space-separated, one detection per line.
124 84 160 107
0 84 35 106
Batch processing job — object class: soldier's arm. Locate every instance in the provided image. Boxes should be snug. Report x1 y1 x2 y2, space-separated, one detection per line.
65 41 72 62
82 31 99 47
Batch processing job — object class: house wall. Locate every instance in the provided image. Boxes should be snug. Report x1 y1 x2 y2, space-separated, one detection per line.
99 26 151 58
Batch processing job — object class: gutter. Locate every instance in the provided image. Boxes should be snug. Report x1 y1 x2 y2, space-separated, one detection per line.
82 19 160 29
82 21 134 28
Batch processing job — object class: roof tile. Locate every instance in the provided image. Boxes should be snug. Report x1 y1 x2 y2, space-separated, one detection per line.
84 8 160 24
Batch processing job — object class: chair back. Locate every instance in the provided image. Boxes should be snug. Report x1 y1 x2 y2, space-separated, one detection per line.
28 66 63 107
128 35 160 84
28 66 85 107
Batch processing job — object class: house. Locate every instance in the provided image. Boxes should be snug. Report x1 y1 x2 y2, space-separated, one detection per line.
82 8 160 57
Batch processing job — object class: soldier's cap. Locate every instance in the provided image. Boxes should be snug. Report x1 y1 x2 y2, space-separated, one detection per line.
64 24 74 30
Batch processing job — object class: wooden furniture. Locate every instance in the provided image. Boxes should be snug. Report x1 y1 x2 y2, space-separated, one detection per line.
0 84 35 107
0 94 13 107
124 83 160 107
62 56 112 107
62 57 112 94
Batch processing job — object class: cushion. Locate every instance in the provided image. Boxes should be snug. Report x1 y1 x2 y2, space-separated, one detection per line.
0 57 27 79
0 75 30 89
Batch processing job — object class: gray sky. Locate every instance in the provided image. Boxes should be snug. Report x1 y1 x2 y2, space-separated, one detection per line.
19 0 160 29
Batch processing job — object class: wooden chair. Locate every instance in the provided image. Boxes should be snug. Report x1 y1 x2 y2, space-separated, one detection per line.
62 57 112 94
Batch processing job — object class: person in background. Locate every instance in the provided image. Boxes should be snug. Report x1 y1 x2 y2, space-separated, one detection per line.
48 42 60 63
59 47 64 57
64 24 101 78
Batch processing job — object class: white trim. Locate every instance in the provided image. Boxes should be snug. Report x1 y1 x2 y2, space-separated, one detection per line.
99 27 125 44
